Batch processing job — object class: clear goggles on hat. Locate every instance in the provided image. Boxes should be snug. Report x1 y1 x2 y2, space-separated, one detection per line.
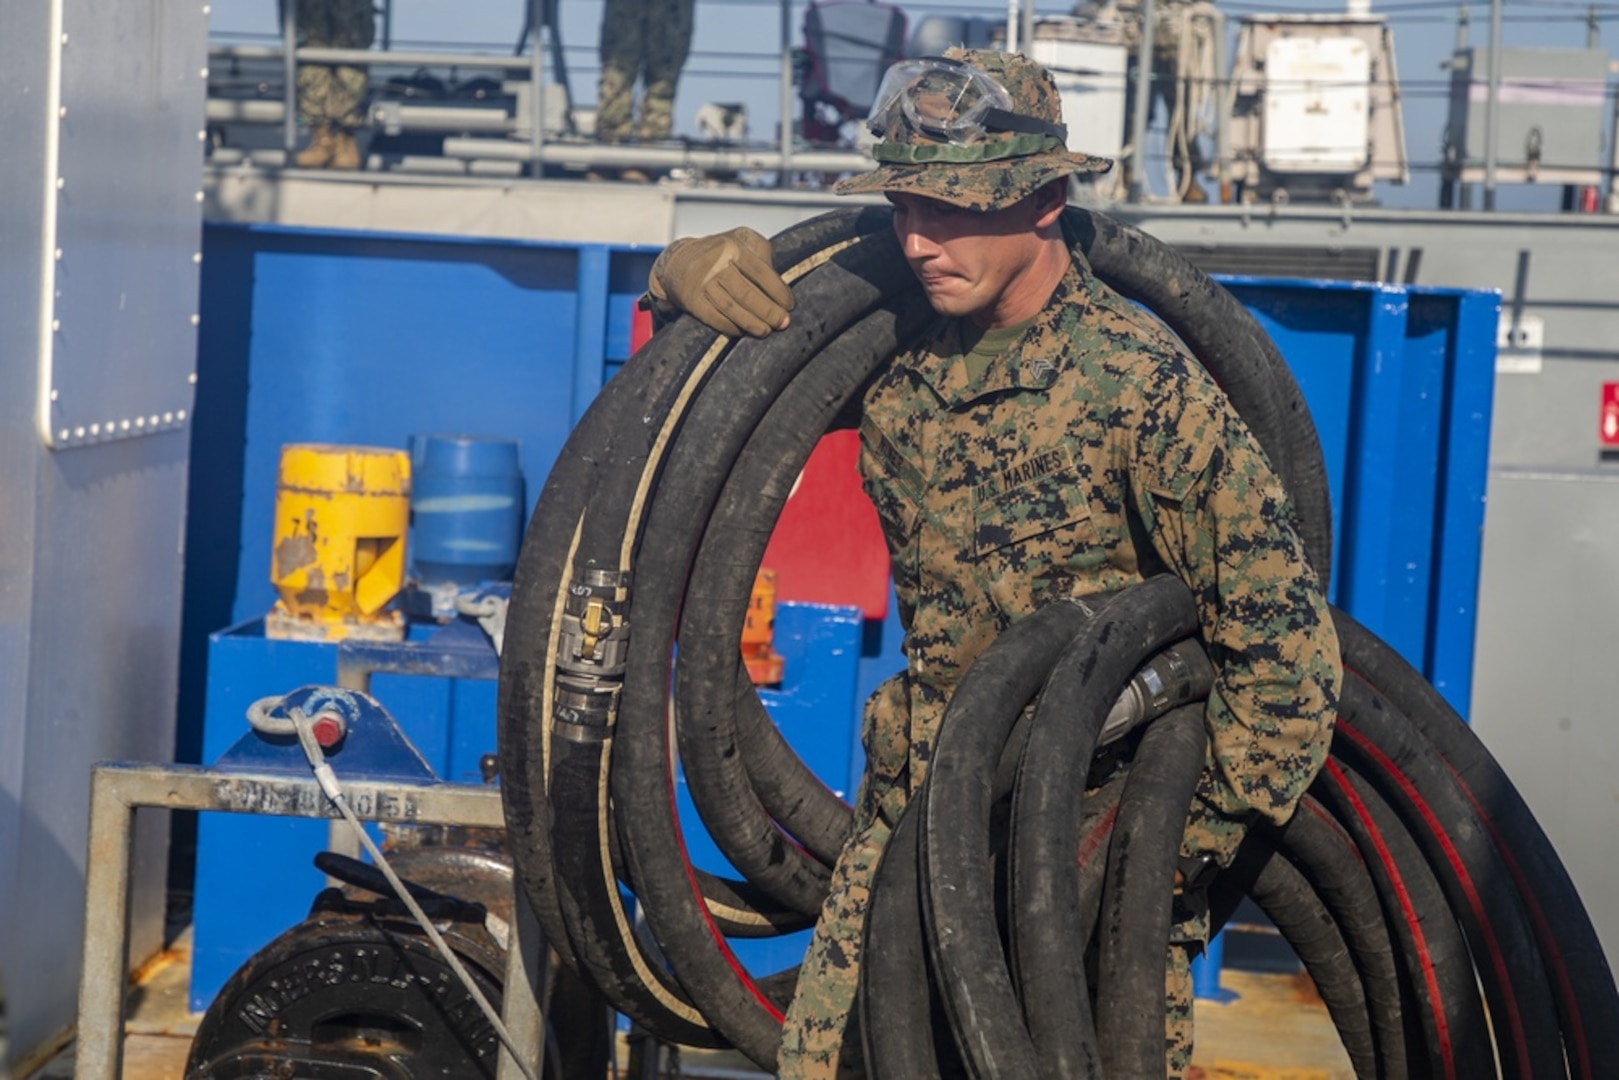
867 56 1068 147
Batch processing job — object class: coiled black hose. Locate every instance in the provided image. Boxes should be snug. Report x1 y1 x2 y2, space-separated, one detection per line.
497 206 1617 1076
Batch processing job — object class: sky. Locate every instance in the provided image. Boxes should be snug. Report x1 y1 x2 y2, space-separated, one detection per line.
209 0 1617 209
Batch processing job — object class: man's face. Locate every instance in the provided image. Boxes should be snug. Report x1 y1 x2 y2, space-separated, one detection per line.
886 191 1052 327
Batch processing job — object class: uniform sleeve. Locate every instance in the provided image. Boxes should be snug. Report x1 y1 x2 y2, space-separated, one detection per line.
1121 358 1342 836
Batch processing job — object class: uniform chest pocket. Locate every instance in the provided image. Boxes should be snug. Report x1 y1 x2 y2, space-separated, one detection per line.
972 463 1099 564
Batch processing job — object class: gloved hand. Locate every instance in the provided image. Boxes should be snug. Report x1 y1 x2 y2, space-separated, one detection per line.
647 226 795 338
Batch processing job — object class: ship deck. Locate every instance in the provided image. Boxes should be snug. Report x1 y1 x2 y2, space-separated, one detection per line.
29 925 1353 1080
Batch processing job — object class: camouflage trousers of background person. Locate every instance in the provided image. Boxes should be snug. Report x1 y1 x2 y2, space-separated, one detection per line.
776 685 1249 1079
595 0 697 141
285 0 375 129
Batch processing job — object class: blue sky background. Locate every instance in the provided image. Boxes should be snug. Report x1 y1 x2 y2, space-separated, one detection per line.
209 0 1617 209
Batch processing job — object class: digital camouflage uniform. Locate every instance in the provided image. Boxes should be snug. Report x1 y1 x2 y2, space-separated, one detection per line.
284 0 374 130
778 49 1341 1080
595 0 697 141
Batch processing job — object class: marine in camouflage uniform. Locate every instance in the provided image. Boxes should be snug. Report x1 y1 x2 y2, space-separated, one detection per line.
781 49 1340 1080
282 0 374 168
595 0 697 142
650 47 1340 1080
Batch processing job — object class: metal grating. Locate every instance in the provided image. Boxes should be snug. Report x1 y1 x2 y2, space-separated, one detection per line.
1172 243 1383 283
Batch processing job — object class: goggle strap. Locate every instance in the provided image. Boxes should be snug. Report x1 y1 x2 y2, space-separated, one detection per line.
983 108 1067 142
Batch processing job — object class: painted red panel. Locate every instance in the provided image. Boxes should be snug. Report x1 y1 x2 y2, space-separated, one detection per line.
1602 382 1619 447
631 304 655 354
760 430 890 618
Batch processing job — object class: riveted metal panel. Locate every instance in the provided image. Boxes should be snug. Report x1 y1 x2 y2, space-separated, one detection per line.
40 0 206 449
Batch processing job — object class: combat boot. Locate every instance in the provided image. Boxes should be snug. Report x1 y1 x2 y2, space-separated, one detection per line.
294 126 334 168
328 129 362 170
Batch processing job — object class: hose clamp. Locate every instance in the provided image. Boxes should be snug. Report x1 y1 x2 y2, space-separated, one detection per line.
559 568 632 674
553 676 621 744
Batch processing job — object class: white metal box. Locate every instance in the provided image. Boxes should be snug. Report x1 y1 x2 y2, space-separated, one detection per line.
1263 36 1371 173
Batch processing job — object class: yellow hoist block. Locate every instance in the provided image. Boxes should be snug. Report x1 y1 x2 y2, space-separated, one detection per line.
742 568 786 686
265 443 411 642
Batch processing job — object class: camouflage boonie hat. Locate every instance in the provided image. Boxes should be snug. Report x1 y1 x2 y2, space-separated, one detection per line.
833 48 1112 212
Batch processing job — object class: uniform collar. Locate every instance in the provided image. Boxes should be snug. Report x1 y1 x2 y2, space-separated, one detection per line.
906 260 1091 408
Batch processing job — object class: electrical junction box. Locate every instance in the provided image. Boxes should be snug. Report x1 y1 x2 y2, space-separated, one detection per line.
1227 13 1407 201
1263 36 1371 174
1444 46 1609 188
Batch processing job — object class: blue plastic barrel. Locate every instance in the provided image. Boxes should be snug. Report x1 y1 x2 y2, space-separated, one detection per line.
408 434 525 586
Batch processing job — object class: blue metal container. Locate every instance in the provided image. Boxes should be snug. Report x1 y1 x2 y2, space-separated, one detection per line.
184 223 1500 1007
409 433 525 586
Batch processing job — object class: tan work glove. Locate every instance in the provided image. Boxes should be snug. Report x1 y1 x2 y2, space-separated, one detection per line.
647 227 794 338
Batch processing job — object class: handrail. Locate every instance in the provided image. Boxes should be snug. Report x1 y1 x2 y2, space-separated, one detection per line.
211 42 538 71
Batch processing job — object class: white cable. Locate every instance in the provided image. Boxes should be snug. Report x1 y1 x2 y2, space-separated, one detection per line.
288 709 543 1080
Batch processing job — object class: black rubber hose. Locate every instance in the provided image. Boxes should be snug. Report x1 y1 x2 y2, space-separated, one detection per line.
918 599 1110 1079
689 869 815 938
1219 831 1380 1080
673 294 932 912
1004 577 1201 1079
1334 674 1566 1080
501 202 1335 989
1314 757 1495 1079
522 221 921 1053
499 203 1619 1080
1073 775 1129 961
730 678 851 867
862 790 965 1080
595 800 814 939
1264 797 1411 1079
1095 705 1208 1079
499 205 901 981
1335 607 1619 1080
609 290 928 1058
500 340 673 976
545 708 724 1045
